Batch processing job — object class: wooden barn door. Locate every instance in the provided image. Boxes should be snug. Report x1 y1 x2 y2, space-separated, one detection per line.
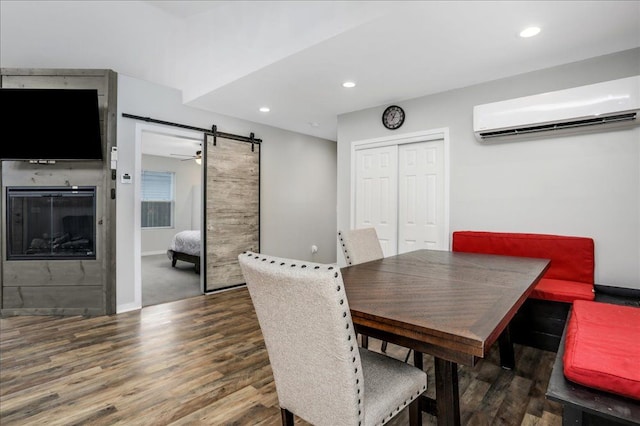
204 134 260 291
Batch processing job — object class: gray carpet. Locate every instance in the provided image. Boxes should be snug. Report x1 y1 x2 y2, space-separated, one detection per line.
142 254 201 307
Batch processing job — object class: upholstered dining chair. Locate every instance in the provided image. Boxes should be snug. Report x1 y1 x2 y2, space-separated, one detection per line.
338 228 386 351
338 227 384 266
239 252 427 426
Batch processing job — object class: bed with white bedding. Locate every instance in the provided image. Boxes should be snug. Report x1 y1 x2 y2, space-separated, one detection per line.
167 230 201 274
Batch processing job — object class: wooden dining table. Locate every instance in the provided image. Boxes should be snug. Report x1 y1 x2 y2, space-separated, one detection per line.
341 249 550 426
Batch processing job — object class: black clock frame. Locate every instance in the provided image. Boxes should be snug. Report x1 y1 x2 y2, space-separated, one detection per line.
382 105 405 130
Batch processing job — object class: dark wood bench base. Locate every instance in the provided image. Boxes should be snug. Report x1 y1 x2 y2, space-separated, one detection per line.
511 298 570 352
546 321 640 425
511 286 639 354
546 291 640 426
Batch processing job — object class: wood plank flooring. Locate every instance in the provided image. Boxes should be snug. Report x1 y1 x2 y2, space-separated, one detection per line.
1 288 562 425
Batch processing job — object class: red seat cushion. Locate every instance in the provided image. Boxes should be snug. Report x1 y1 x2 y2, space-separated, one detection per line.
530 278 595 303
563 300 640 400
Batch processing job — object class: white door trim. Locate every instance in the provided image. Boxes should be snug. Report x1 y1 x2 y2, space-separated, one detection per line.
350 128 451 250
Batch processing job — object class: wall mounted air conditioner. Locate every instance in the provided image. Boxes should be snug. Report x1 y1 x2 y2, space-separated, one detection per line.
473 75 640 141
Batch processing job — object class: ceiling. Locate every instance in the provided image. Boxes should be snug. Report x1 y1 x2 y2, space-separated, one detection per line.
2 1 639 144
149 0 640 141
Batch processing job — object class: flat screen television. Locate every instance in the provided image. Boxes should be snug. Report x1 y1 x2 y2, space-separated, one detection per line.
0 88 103 161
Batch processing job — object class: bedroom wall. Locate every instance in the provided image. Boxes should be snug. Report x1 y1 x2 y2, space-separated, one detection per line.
117 74 337 312
337 48 640 290
141 154 201 255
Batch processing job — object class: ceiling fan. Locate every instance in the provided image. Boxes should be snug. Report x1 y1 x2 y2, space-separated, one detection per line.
170 150 202 164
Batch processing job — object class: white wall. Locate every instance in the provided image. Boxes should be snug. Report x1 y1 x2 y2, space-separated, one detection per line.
337 48 640 289
117 75 337 312
141 154 201 255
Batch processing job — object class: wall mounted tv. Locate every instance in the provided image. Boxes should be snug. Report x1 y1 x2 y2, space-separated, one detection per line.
0 88 103 161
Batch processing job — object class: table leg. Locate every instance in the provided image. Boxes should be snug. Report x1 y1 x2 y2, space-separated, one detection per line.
434 357 460 426
498 324 515 369
413 349 423 370
409 397 422 426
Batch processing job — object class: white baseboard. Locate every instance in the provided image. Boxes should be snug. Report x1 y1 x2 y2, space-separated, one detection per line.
117 302 142 314
142 250 166 257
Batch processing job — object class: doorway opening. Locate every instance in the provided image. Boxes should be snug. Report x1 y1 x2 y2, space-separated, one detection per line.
135 124 204 307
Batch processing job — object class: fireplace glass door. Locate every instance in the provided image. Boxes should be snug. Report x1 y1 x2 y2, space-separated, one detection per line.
7 187 97 260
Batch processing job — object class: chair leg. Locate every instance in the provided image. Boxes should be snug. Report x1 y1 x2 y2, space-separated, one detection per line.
381 340 388 352
404 349 412 363
281 408 294 425
408 397 422 426
361 334 369 349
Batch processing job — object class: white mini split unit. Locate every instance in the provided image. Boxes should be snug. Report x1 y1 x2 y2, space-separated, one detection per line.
473 75 640 141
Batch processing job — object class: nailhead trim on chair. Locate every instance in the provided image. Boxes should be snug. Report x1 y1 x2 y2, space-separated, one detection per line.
338 231 353 265
338 231 370 357
243 251 364 425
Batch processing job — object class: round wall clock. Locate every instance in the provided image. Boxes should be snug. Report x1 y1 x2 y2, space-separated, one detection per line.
382 105 405 130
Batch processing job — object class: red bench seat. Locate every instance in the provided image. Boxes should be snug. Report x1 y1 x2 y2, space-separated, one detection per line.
563 300 640 400
531 278 596 303
452 231 595 303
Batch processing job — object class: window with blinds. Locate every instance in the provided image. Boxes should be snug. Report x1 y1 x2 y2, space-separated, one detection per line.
141 170 175 228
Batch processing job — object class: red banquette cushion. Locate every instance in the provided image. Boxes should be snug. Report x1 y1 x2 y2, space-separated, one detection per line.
452 231 595 303
563 300 640 400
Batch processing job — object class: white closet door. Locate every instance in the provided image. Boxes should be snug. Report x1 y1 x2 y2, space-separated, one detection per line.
398 140 446 253
354 145 398 257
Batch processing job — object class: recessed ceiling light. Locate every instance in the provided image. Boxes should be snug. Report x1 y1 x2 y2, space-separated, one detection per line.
309 122 320 127
342 81 356 88
259 106 270 112
520 26 541 38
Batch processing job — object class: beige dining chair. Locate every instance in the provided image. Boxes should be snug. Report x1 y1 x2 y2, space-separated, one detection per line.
338 228 386 351
338 227 384 266
239 252 427 426
339 228 413 362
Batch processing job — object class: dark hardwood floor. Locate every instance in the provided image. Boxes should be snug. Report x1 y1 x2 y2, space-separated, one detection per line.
0 288 562 425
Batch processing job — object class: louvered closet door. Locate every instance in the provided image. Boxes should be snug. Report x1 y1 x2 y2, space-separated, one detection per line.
204 135 260 291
